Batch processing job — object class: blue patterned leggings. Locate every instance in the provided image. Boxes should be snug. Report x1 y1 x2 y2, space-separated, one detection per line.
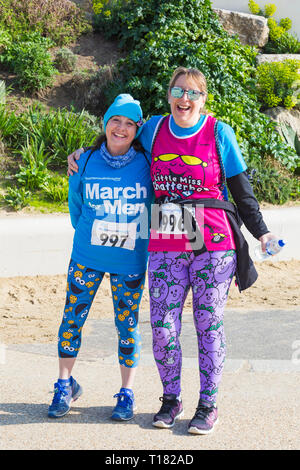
58 259 145 368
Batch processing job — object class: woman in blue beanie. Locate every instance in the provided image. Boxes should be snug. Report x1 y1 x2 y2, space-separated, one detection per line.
48 94 153 421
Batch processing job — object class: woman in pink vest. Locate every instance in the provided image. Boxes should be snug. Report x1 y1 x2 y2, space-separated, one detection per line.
67 67 275 435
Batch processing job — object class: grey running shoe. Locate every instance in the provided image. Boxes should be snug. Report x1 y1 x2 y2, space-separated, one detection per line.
188 399 218 434
152 393 184 428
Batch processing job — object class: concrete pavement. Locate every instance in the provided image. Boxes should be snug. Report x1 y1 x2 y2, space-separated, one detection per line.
1 307 300 450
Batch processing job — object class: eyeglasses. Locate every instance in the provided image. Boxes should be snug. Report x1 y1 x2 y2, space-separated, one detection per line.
170 87 205 101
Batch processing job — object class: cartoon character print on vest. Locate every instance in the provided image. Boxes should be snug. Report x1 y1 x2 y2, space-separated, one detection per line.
203 224 227 245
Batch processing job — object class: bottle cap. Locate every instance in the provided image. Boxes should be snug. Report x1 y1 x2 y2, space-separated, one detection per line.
278 239 285 247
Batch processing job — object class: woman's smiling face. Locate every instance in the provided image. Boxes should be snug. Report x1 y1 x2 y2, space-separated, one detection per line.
168 74 206 128
105 115 137 156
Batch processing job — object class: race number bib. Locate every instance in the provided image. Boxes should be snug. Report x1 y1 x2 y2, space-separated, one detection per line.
91 220 137 250
157 203 195 235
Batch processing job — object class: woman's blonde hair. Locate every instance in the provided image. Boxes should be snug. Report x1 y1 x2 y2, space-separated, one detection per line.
168 67 208 95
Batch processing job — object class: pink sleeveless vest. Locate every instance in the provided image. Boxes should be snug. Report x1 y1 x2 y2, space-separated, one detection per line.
148 114 236 252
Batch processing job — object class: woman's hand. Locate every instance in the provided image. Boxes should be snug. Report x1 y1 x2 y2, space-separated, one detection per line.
259 232 277 253
67 148 84 176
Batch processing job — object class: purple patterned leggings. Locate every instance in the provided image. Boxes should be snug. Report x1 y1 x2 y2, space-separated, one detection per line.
148 250 236 404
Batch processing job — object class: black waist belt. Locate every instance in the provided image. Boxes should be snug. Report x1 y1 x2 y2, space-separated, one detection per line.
153 197 258 292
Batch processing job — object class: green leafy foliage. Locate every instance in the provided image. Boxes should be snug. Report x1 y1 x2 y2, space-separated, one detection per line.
256 59 300 110
0 0 91 46
54 47 77 73
1 31 57 93
8 41 57 93
248 1 300 53
41 174 69 203
0 104 100 169
3 187 31 210
15 137 52 190
247 162 298 204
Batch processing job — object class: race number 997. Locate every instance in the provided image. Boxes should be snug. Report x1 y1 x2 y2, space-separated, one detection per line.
98 232 128 247
91 220 137 251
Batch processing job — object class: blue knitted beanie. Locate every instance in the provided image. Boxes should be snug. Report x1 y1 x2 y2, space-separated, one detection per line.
103 94 143 138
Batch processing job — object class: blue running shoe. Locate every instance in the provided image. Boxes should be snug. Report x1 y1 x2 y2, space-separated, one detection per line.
48 377 82 418
111 388 136 421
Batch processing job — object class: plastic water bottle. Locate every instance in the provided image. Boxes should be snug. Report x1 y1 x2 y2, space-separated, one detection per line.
254 238 286 261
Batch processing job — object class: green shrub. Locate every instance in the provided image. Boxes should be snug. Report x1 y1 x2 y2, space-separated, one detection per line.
256 59 300 110
248 1 300 53
9 41 57 92
70 65 116 115
42 174 69 202
1 32 57 92
54 47 77 73
16 138 52 190
264 30 300 54
1 104 100 168
3 186 31 210
0 28 12 54
0 105 20 143
247 163 298 204
0 0 91 46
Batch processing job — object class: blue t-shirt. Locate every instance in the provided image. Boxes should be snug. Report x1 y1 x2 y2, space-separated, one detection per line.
139 114 247 179
68 148 153 274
